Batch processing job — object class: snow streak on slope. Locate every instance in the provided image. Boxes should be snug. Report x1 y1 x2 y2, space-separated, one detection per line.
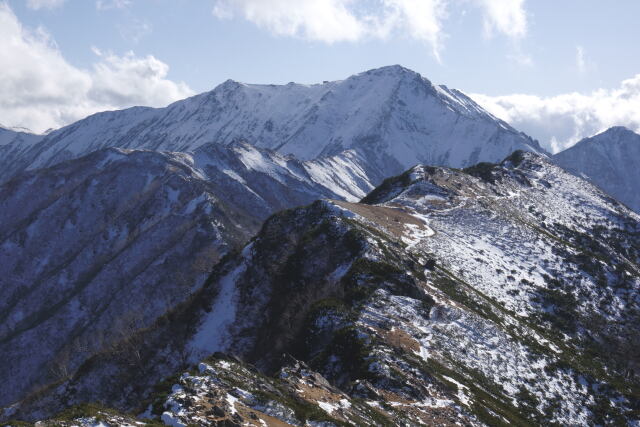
553 126 640 213
188 263 246 361
190 141 378 205
0 65 545 183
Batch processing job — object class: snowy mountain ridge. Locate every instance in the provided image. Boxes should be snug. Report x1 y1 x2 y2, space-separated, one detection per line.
6 151 639 425
553 126 640 213
0 65 545 183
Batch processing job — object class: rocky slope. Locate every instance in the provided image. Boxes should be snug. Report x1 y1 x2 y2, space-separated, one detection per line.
0 141 383 415
8 152 639 425
0 65 545 183
0 146 257 412
553 126 640 213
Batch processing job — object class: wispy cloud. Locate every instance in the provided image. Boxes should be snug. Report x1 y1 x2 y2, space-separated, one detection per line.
0 3 192 133
118 18 152 43
96 0 131 11
26 0 66 10
476 0 530 66
508 49 533 67
471 74 640 153
576 45 586 74
476 0 527 39
212 0 529 61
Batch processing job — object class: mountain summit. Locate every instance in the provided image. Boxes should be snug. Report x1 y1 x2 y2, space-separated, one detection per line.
553 126 640 212
0 65 545 183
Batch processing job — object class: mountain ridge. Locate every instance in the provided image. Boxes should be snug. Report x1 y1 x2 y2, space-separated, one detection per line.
5 151 639 425
0 65 546 184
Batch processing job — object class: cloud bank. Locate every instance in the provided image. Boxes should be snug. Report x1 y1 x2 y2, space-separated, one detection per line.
471 74 640 153
212 0 528 60
0 3 192 133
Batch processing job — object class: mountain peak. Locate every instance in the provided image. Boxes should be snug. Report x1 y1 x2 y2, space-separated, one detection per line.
565 126 640 152
594 125 639 142
216 78 244 90
603 125 634 134
1 65 544 183
553 125 640 213
363 64 419 76
353 64 431 86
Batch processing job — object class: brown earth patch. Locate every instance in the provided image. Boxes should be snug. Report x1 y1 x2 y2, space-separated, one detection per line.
330 200 427 239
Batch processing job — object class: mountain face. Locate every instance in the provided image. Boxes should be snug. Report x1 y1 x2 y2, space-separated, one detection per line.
553 126 640 213
10 152 639 425
0 147 257 410
187 141 381 204
0 65 544 183
0 142 384 413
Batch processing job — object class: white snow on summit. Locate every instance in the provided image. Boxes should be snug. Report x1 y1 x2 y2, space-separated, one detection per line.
0 65 545 183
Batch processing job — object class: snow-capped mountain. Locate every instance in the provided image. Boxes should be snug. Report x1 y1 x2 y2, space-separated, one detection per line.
553 126 640 213
3 66 638 426
0 65 545 183
10 152 639 425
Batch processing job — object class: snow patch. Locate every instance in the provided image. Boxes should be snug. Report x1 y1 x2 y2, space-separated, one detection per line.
187 263 246 361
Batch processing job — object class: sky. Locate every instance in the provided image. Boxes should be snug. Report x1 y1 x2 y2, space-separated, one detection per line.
1 0 640 153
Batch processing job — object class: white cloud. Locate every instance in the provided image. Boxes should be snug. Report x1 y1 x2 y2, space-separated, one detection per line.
475 0 529 66
476 0 527 39
96 0 131 11
213 0 366 43
89 48 191 107
212 0 526 60
118 18 153 43
576 45 586 74
26 0 66 10
383 0 448 61
0 3 192 133
471 74 640 153
508 49 533 67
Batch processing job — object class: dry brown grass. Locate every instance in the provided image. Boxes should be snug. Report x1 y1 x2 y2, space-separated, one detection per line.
331 200 428 239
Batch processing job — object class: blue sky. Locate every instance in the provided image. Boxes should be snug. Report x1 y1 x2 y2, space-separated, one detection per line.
2 0 640 151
